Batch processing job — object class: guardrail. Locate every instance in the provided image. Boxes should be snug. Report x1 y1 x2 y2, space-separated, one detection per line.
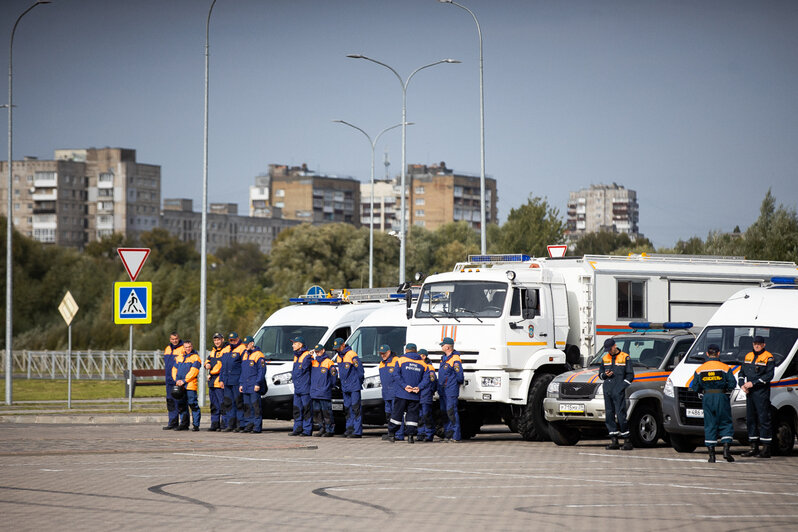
0 350 163 380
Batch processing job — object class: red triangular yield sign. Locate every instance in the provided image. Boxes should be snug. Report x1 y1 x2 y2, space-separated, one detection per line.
117 248 151 281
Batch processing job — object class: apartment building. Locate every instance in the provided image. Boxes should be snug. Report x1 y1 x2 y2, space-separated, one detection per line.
359 179 400 232
566 183 640 237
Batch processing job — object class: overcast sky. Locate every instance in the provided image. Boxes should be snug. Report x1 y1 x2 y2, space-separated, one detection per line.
1 0 796 248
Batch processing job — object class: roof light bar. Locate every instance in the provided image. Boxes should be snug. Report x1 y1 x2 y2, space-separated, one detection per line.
771 277 797 285
468 254 531 263
628 321 693 330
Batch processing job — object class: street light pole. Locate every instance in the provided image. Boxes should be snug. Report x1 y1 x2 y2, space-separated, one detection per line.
199 0 218 408
332 120 407 288
438 0 487 254
346 54 459 284
6 0 51 406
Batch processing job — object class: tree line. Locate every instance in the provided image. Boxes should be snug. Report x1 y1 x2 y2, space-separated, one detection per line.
1 190 795 351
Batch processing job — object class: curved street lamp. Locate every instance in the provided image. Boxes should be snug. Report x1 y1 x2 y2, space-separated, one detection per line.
332 120 410 288
346 54 459 284
438 0 487 254
6 0 51 406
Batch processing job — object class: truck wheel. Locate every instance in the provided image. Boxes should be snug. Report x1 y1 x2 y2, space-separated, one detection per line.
549 421 580 446
629 404 662 448
518 373 554 442
668 433 698 453
773 413 795 456
461 414 482 440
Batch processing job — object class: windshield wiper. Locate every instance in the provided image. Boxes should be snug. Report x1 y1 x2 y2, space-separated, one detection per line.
443 312 461 323
457 309 483 323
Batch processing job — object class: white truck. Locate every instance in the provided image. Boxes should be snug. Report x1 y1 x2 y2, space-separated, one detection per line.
662 278 798 455
406 253 798 440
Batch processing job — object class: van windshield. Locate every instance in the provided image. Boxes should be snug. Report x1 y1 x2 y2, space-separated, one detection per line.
252 325 327 361
416 281 507 319
685 326 798 366
347 326 407 364
589 337 674 368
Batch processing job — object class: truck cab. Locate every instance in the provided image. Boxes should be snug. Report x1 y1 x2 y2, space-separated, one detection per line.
662 280 798 455
544 322 696 447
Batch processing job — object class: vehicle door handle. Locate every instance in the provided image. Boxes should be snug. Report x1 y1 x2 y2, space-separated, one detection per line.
539 333 548 337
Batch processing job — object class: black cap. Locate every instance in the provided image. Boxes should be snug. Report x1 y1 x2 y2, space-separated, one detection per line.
753 335 766 344
212 332 223 339
228 332 239 340
243 336 255 344
603 338 616 349
332 338 345 349
707 344 720 354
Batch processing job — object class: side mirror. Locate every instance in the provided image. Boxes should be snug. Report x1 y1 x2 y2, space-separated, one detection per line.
405 290 413 320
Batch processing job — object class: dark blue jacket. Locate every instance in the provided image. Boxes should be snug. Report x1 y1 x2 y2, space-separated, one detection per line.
599 351 634 395
292 348 313 395
739 350 775 390
394 352 429 401
240 347 267 394
336 346 365 393
310 353 337 400
220 341 246 386
439 351 464 397
420 360 438 404
163 341 184 385
378 353 400 401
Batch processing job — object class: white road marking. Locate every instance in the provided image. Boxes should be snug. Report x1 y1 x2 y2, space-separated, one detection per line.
39 469 63 472
579 452 706 462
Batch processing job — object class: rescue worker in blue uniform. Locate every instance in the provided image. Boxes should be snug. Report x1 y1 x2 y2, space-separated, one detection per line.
690 344 737 462
739 335 775 458
378 344 404 441
204 332 226 431
333 337 365 438
438 337 464 442
172 339 202 431
599 338 635 450
239 336 267 433
162 332 185 430
290 336 313 436
386 343 428 444
417 349 438 442
219 332 246 432
310 344 337 437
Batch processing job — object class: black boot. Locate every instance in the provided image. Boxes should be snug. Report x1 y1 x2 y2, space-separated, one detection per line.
162 423 178 431
207 423 219 432
723 443 735 462
621 438 633 451
758 443 771 458
741 442 760 457
605 436 620 450
708 446 716 463
407 435 415 444
176 423 189 431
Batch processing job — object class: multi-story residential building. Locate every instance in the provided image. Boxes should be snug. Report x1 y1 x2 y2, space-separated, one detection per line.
566 183 640 237
161 198 297 254
249 173 271 217
253 164 361 226
359 179 400 232
406 162 498 231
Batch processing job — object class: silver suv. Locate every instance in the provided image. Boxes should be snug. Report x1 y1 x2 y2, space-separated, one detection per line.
544 324 696 447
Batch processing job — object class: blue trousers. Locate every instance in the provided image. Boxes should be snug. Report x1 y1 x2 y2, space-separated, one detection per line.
293 393 312 435
701 392 733 447
343 390 362 435
604 389 629 437
418 401 435 440
746 387 772 442
390 397 420 436
223 385 244 429
312 398 335 434
384 398 404 439
165 384 179 426
209 387 224 426
178 390 201 428
242 391 263 432
440 393 461 440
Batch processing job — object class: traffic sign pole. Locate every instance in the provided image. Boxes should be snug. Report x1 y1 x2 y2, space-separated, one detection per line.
67 324 72 409
128 325 133 412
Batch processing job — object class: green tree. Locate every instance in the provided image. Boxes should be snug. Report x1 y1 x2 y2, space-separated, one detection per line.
494 196 565 256
573 231 653 256
742 189 798 262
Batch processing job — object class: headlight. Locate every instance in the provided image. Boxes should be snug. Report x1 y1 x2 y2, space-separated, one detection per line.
546 381 560 398
481 376 502 388
663 378 674 398
272 371 292 386
363 375 381 389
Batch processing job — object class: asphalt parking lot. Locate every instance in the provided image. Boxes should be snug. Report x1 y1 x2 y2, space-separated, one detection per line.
1 422 796 531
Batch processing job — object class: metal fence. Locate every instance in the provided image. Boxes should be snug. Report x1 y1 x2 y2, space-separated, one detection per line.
0 350 163 380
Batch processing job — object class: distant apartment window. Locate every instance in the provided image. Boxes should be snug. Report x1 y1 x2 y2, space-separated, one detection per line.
14 189 20 196
14 176 20 183
275 189 285 198
13 203 20 210
128 189 136 200
415 186 424 194
454 186 463 197
275 202 284 209
415 198 425 206
617 280 645 320
415 210 425 217
414 220 425 227
26 176 33 184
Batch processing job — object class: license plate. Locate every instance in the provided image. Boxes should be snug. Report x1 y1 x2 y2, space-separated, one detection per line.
686 408 704 418
559 403 585 414
332 402 343 411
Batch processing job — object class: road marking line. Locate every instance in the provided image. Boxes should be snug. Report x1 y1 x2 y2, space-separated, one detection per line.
579 452 706 462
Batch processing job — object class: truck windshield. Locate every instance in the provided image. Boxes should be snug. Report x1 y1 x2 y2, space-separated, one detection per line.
685 326 798 366
416 281 507 319
590 337 674 368
347 326 407 365
252 325 327 361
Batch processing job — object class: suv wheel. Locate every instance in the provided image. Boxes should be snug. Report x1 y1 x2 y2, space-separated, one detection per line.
669 432 698 453
773 412 796 456
629 404 662 448
549 422 580 446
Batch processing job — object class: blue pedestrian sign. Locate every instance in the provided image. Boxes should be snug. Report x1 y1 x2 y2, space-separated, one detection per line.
306 285 326 299
114 282 152 324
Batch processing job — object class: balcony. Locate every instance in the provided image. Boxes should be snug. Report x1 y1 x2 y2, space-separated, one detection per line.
32 190 57 201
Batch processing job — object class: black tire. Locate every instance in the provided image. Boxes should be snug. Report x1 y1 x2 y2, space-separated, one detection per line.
773 412 796 456
460 408 482 440
518 373 554 441
549 421 580 446
629 404 662 448
504 415 520 434
669 432 698 453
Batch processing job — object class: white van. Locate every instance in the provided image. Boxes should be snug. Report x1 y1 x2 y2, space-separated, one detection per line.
254 298 388 420
662 279 798 455
339 303 409 424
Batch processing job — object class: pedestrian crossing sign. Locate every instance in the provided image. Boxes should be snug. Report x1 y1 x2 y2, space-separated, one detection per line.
114 282 152 324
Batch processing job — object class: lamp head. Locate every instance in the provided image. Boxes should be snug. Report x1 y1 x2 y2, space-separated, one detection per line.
444 59 462 64
346 54 364 59
438 0 453 3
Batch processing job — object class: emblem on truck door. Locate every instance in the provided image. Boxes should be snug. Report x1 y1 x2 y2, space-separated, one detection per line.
528 324 535 338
